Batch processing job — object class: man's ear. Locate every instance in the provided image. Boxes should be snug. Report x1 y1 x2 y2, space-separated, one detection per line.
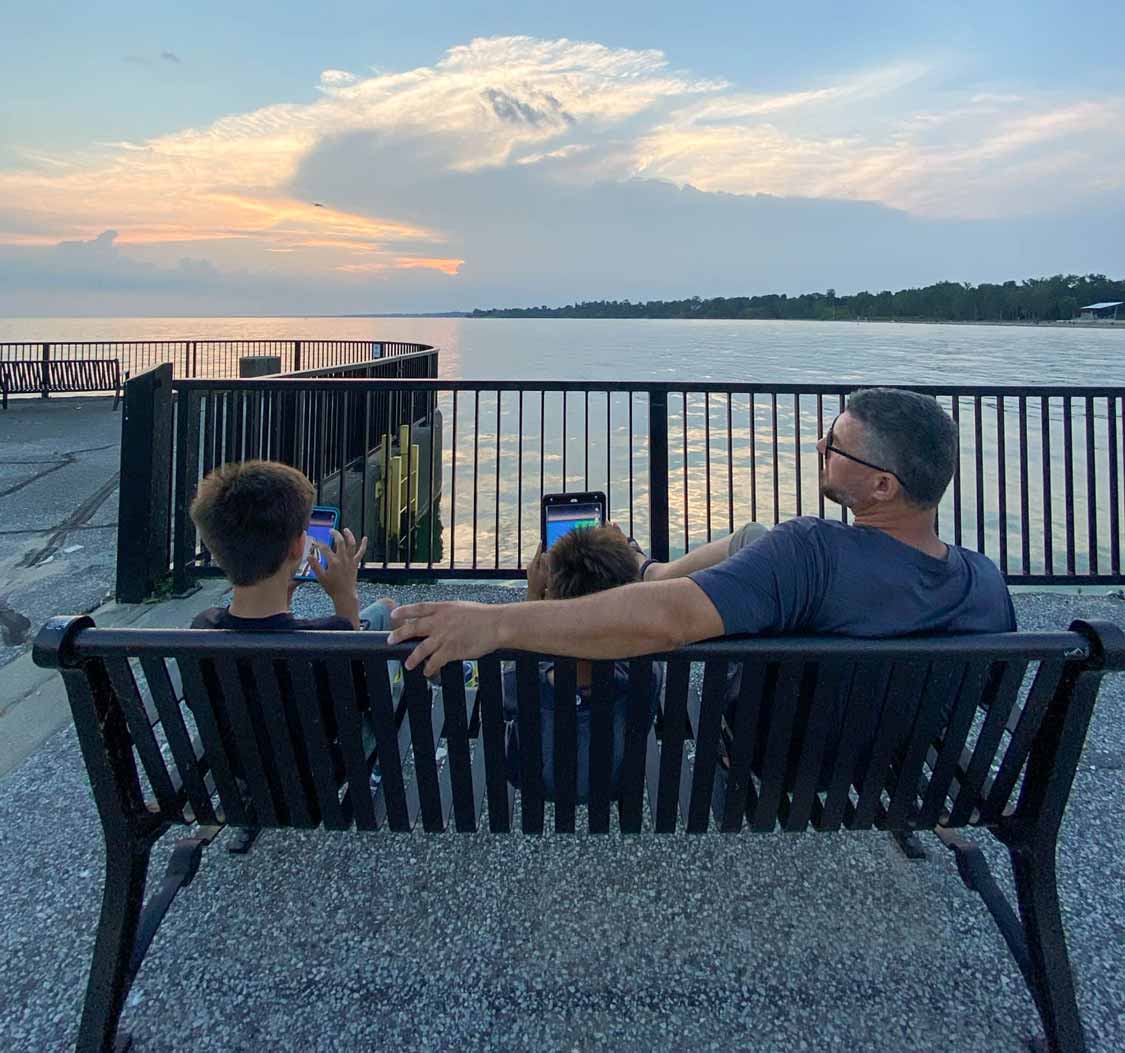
288 532 307 561
872 472 899 503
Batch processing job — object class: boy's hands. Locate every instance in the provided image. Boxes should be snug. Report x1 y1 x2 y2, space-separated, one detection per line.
310 528 368 627
526 542 549 601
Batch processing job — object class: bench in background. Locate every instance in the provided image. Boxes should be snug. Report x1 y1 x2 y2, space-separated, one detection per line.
1 358 121 409
33 617 1124 1053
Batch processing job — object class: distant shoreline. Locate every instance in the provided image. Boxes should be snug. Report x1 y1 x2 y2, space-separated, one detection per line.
458 315 1124 330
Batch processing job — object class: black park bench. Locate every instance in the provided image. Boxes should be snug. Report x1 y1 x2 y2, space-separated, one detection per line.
33 615 1125 1053
1 357 121 409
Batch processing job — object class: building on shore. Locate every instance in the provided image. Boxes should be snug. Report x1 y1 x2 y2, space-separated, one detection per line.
1079 301 1122 321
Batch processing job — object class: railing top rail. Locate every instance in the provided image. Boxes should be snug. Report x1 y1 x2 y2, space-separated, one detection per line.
0 338 425 348
282 345 437 378
169 376 1125 397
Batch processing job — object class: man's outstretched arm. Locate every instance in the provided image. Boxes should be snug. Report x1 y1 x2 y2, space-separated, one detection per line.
388 578 725 677
643 536 732 581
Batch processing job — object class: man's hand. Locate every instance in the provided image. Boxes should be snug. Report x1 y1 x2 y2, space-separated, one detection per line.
310 527 368 627
388 601 503 678
526 542 549 601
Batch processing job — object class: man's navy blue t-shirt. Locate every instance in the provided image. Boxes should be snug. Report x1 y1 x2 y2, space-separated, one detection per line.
690 517 1015 637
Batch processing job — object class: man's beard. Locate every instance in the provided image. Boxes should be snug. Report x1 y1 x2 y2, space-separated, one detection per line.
819 473 853 509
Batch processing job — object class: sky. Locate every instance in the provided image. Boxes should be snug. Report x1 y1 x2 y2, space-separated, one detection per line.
2 0 1124 315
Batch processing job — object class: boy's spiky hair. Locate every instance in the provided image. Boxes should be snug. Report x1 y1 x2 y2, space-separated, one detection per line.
189 460 314 586
547 526 639 599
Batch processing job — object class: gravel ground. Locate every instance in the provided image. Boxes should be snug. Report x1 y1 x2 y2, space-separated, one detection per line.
1 587 1123 1052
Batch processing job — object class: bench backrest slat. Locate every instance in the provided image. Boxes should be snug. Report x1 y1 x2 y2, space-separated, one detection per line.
655 658 691 832
750 661 805 830
214 657 281 827
516 655 545 833
883 660 962 828
36 622 1123 843
406 668 445 833
285 659 347 829
778 658 842 831
982 658 1063 822
551 659 579 833
586 661 616 833
139 656 216 825
852 660 931 830
439 660 477 833
817 662 891 830
915 659 991 826
175 657 253 827
326 658 380 832
362 658 411 831
618 658 654 834
687 661 728 832
103 658 180 813
949 660 1029 825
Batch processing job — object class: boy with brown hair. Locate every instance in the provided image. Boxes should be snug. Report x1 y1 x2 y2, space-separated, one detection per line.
188 459 373 631
503 524 662 802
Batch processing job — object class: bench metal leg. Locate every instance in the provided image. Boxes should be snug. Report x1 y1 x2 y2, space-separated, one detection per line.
77 839 152 1053
937 829 1085 1053
78 830 218 1052
1009 843 1086 1053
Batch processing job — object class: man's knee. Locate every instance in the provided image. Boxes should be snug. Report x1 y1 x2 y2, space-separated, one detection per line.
728 521 769 556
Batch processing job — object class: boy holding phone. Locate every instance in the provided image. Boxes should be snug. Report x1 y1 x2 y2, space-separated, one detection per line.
502 524 662 802
189 460 371 631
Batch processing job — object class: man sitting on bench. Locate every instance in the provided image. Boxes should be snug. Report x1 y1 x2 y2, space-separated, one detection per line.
388 387 1017 673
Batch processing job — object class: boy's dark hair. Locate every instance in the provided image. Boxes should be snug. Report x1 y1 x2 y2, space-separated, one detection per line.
189 460 315 586
548 526 639 599
845 387 958 508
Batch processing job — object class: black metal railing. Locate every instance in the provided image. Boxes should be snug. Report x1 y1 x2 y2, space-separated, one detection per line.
124 372 1125 596
0 338 432 386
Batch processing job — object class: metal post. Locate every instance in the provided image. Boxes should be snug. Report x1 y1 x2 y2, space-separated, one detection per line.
41 342 50 398
293 340 302 373
648 390 670 561
116 364 173 602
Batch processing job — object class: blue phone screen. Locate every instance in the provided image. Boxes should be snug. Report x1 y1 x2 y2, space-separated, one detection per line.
298 507 338 578
545 501 603 548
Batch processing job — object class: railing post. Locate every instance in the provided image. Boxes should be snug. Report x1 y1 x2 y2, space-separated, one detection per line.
41 343 50 398
116 364 173 602
293 340 302 373
189 341 197 379
648 390 670 561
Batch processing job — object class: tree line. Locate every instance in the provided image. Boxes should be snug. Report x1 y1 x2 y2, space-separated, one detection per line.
471 274 1125 322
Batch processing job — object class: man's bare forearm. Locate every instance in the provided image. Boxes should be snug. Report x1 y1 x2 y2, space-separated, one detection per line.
495 579 723 659
645 536 731 581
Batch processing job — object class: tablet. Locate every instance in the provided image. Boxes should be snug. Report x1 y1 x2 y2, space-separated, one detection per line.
541 491 607 549
296 505 339 581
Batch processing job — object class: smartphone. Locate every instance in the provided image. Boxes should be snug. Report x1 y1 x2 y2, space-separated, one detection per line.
541 491 607 549
296 505 339 581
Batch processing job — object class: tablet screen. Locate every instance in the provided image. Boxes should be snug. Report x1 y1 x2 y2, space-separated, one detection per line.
544 500 604 549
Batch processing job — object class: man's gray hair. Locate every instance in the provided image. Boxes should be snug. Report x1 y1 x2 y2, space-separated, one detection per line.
845 387 958 508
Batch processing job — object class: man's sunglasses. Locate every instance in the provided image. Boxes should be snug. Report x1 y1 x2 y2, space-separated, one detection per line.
822 416 904 483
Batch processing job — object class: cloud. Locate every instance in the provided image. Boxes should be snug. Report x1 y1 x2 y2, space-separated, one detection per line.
160 51 181 64
2 34 1124 313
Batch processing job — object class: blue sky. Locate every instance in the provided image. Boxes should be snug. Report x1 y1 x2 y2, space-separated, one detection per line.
2 2 1124 314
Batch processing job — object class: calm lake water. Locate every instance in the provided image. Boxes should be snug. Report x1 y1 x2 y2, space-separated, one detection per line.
4 317 1123 573
2 315 1123 385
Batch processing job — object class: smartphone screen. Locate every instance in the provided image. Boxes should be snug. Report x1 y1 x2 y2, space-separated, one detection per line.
296 506 339 580
543 494 605 549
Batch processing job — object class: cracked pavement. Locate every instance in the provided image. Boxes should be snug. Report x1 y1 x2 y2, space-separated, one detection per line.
0 396 121 669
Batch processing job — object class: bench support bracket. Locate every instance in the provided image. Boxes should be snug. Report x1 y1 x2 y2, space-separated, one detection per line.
936 827 1084 1053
